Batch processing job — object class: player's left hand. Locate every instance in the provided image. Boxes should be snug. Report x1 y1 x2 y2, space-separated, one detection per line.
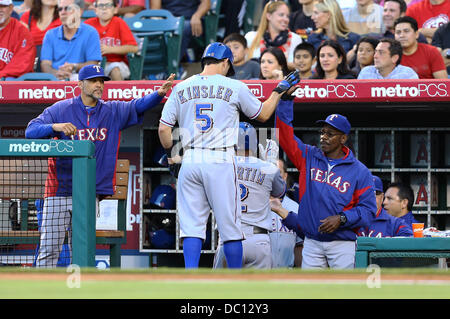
318 215 341 234
157 73 176 96
273 70 300 94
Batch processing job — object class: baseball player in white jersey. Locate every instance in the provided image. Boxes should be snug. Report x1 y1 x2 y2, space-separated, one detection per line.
213 122 286 268
158 42 300 268
269 158 303 268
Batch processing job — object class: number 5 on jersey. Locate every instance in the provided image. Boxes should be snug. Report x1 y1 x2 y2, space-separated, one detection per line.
195 104 214 133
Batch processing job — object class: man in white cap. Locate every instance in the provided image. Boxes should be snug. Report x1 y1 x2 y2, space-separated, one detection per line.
25 65 175 267
0 0 36 79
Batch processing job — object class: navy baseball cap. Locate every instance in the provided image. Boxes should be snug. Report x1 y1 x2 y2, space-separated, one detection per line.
316 114 351 135
78 64 111 81
372 175 383 192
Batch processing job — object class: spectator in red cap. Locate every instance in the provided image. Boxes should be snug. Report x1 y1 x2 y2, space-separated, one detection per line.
0 0 36 79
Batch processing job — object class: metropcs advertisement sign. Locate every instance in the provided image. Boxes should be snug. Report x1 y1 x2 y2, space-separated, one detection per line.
0 80 449 103
7 140 74 153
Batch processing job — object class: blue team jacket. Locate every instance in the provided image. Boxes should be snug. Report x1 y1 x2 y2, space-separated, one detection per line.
400 211 420 230
357 208 413 237
25 94 160 196
275 100 377 242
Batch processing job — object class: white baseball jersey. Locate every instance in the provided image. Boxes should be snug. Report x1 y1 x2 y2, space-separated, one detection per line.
236 156 286 231
160 74 263 150
213 156 286 269
160 74 264 243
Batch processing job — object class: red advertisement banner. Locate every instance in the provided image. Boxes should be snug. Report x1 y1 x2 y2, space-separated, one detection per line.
0 79 449 104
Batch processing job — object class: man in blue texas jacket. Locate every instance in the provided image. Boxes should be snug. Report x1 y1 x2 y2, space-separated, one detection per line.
358 175 413 237
274 97 377 269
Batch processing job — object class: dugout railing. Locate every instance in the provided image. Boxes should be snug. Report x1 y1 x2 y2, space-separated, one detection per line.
0 139 96 267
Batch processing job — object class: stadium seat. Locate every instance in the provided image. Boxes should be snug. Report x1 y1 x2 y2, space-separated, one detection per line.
124 9 184 79
202 0 222 45
243 0 257 33
81 10 96 20
5 72 58 81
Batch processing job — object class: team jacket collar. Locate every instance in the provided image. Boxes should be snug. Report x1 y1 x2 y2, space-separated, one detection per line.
375 207 389 220
314 145 355 164
74 95 102 112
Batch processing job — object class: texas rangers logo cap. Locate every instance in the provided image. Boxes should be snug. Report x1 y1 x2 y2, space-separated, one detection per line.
78 64 111 81
315 113 351 135
372 175 383 192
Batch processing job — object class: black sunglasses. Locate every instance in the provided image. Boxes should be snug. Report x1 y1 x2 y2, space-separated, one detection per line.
57 5 73 12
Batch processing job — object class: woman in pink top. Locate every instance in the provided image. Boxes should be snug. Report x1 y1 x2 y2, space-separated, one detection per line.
20 0 61 48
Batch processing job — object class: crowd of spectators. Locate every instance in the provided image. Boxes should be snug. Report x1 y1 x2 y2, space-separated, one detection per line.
1 0 449 80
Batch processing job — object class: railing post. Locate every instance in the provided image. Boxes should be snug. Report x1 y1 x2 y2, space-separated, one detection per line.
72 157 96 267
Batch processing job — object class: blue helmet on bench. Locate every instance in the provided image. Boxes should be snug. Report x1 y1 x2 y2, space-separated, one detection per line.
149 185 176 209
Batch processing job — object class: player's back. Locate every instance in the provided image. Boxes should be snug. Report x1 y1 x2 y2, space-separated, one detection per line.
166 74 259 149
236 156 286 230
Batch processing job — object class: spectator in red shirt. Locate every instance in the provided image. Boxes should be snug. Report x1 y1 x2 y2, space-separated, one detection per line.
394 15 448 78
20 0 61 48
406 0 450 43
20 0 61 71
0 0 36 79
84 0 138 80
85 0 144 17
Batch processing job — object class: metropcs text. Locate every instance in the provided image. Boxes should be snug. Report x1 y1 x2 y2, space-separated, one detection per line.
179 303 269 316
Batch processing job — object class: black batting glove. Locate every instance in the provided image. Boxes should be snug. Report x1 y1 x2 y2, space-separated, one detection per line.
273 70 300 94
169 163 181 179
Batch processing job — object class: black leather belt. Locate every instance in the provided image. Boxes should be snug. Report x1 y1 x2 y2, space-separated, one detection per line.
189 146 237 152
253 226 269 234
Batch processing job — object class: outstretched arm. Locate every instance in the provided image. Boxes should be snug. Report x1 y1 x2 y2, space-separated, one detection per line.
255 71 300 122
135 73 175 114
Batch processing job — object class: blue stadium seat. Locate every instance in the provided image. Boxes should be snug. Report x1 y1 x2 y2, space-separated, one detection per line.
5 72 58 81
124 9 184 79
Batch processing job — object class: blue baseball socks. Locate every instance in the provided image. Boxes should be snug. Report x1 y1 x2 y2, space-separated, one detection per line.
223 240 243 268
183 237 203 268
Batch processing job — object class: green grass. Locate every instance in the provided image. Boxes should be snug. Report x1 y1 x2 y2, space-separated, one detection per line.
0 268 449 299
1 279 450 299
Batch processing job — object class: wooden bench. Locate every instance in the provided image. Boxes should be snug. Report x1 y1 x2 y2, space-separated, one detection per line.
0 158 129 268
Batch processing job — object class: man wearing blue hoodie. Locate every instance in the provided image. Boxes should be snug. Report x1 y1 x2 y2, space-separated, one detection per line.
383 182 420 232
358 176 413 237
274 99 377 269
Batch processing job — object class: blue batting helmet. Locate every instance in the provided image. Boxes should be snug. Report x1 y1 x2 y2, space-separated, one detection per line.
237 122 258 155
201 42 235 76
149 185 176 209
150 229 175 249
153 145 169 167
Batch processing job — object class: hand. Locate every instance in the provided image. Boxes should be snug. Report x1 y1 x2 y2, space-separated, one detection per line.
270 198 289 219
59 62 75 73
157 73 176 96
273 70 300 94
318 215 341 234
258 139 279 165
100 44 114 55
55 69 72 80
190 14 203 37
52 123 77 136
